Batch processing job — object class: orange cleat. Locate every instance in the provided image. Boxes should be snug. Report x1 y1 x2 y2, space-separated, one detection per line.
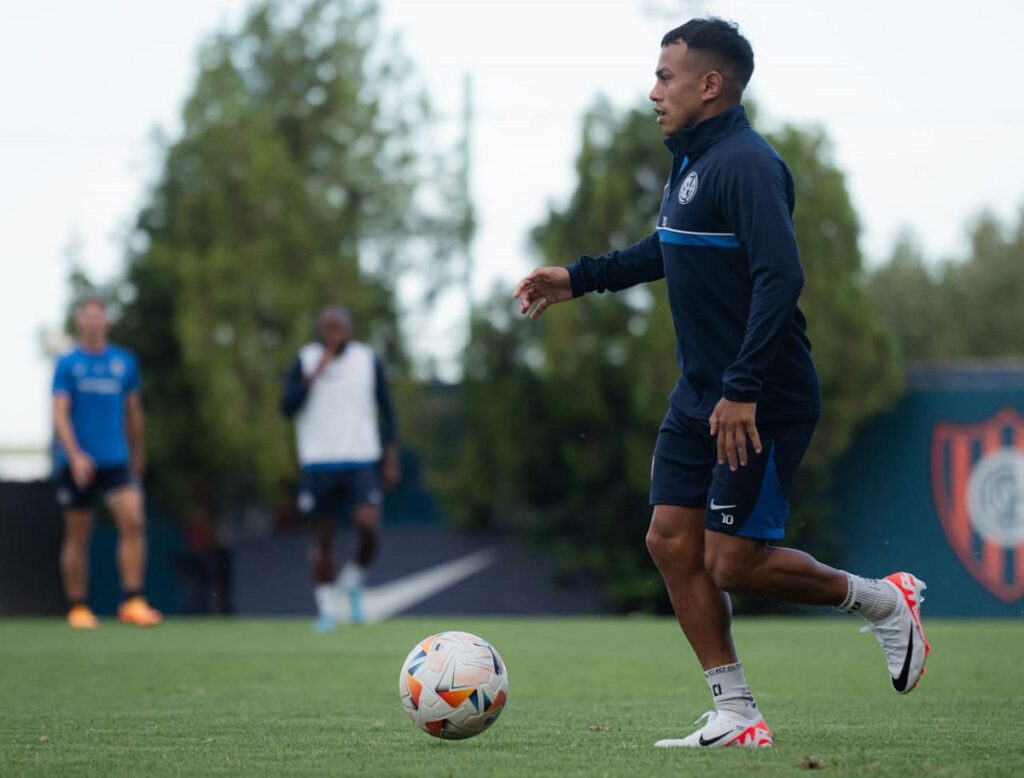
67 604 98 629
117 596 162 627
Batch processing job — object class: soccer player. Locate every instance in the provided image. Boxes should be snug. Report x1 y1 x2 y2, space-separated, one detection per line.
281 305 399 631
52 297 161 628
514 18 928 748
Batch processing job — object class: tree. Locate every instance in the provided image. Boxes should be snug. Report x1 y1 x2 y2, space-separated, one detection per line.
103 0 464 522
868 210 1024 361
864 232 946 361
438 99 902 611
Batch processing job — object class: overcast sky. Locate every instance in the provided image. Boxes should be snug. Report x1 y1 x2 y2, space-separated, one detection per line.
2 0 1023 453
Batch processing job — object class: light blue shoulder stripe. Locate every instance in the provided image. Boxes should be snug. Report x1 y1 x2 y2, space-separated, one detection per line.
657 227 741 248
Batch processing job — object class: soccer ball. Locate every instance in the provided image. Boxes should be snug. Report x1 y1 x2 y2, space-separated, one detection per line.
398 630 509 740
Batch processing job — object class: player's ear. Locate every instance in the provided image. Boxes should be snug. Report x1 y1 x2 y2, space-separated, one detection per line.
702 70 724 101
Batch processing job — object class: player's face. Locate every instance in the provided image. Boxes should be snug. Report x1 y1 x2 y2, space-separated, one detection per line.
319 315 350 353
649 42 712 135
75 302 109 343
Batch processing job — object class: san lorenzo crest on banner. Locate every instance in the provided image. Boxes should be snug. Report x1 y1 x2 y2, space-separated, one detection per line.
931 406 1024 602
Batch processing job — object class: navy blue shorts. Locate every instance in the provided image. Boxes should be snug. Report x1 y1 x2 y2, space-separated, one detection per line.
649 410 817 540
55 465 135 510
297 465 381 519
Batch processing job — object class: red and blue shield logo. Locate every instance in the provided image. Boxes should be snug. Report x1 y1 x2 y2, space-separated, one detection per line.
932 407 1024 602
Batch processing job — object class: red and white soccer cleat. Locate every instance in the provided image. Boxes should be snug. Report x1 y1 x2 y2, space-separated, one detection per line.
860 572 931 694
654 710 773 749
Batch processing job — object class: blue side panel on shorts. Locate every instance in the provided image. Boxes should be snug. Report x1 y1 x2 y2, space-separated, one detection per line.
737 447 788 540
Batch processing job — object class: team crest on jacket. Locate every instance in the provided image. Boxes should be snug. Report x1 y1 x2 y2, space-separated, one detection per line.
932 407 1024 602
678 171 699 204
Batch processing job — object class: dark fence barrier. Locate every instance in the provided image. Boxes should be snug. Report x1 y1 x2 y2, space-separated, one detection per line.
0 476 604 618
0 481 64 615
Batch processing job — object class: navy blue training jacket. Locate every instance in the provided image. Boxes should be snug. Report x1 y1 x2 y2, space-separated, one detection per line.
566 105 821 424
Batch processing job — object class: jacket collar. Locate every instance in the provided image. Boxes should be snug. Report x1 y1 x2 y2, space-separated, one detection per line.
664 104 749 158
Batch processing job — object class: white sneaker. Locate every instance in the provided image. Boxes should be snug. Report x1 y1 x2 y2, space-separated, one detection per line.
654 710 773 748
860 572 931 694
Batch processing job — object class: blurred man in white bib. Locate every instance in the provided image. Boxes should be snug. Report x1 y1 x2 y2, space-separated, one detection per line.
281 305 399 630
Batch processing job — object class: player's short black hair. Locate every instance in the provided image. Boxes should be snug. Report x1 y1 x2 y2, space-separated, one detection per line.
661 18 754 89
74 295 107 314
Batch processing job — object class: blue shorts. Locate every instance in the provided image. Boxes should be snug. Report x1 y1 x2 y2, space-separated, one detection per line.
297 464 381 519
55 464 135 510
649 410 817 540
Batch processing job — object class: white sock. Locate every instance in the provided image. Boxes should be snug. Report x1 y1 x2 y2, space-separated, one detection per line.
705 662 758 719
837 573 899 621
337 561 365 591
314 584 338 619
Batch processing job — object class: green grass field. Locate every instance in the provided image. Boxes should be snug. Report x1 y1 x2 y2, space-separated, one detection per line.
1 617 1021 777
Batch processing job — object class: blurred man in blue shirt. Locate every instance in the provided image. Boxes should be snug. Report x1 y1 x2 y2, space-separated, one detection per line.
52 297 160 628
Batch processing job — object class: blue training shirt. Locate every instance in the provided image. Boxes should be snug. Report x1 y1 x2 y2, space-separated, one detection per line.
52 344 141 467
566 105 821 424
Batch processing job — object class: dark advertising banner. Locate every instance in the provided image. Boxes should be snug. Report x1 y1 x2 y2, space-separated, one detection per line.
0 481 64 615
835 366 1024 616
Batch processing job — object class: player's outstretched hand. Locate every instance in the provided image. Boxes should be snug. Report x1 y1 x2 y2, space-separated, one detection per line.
709 398 762 472
69 451 97 490
514 267 573 319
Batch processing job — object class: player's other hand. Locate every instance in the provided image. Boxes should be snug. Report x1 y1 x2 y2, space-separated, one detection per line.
69 451 97 490
709 398 761 472
130 453 145 482
514 267 573 319
315 347 335 372
306 346 336 386
381 446 401 491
